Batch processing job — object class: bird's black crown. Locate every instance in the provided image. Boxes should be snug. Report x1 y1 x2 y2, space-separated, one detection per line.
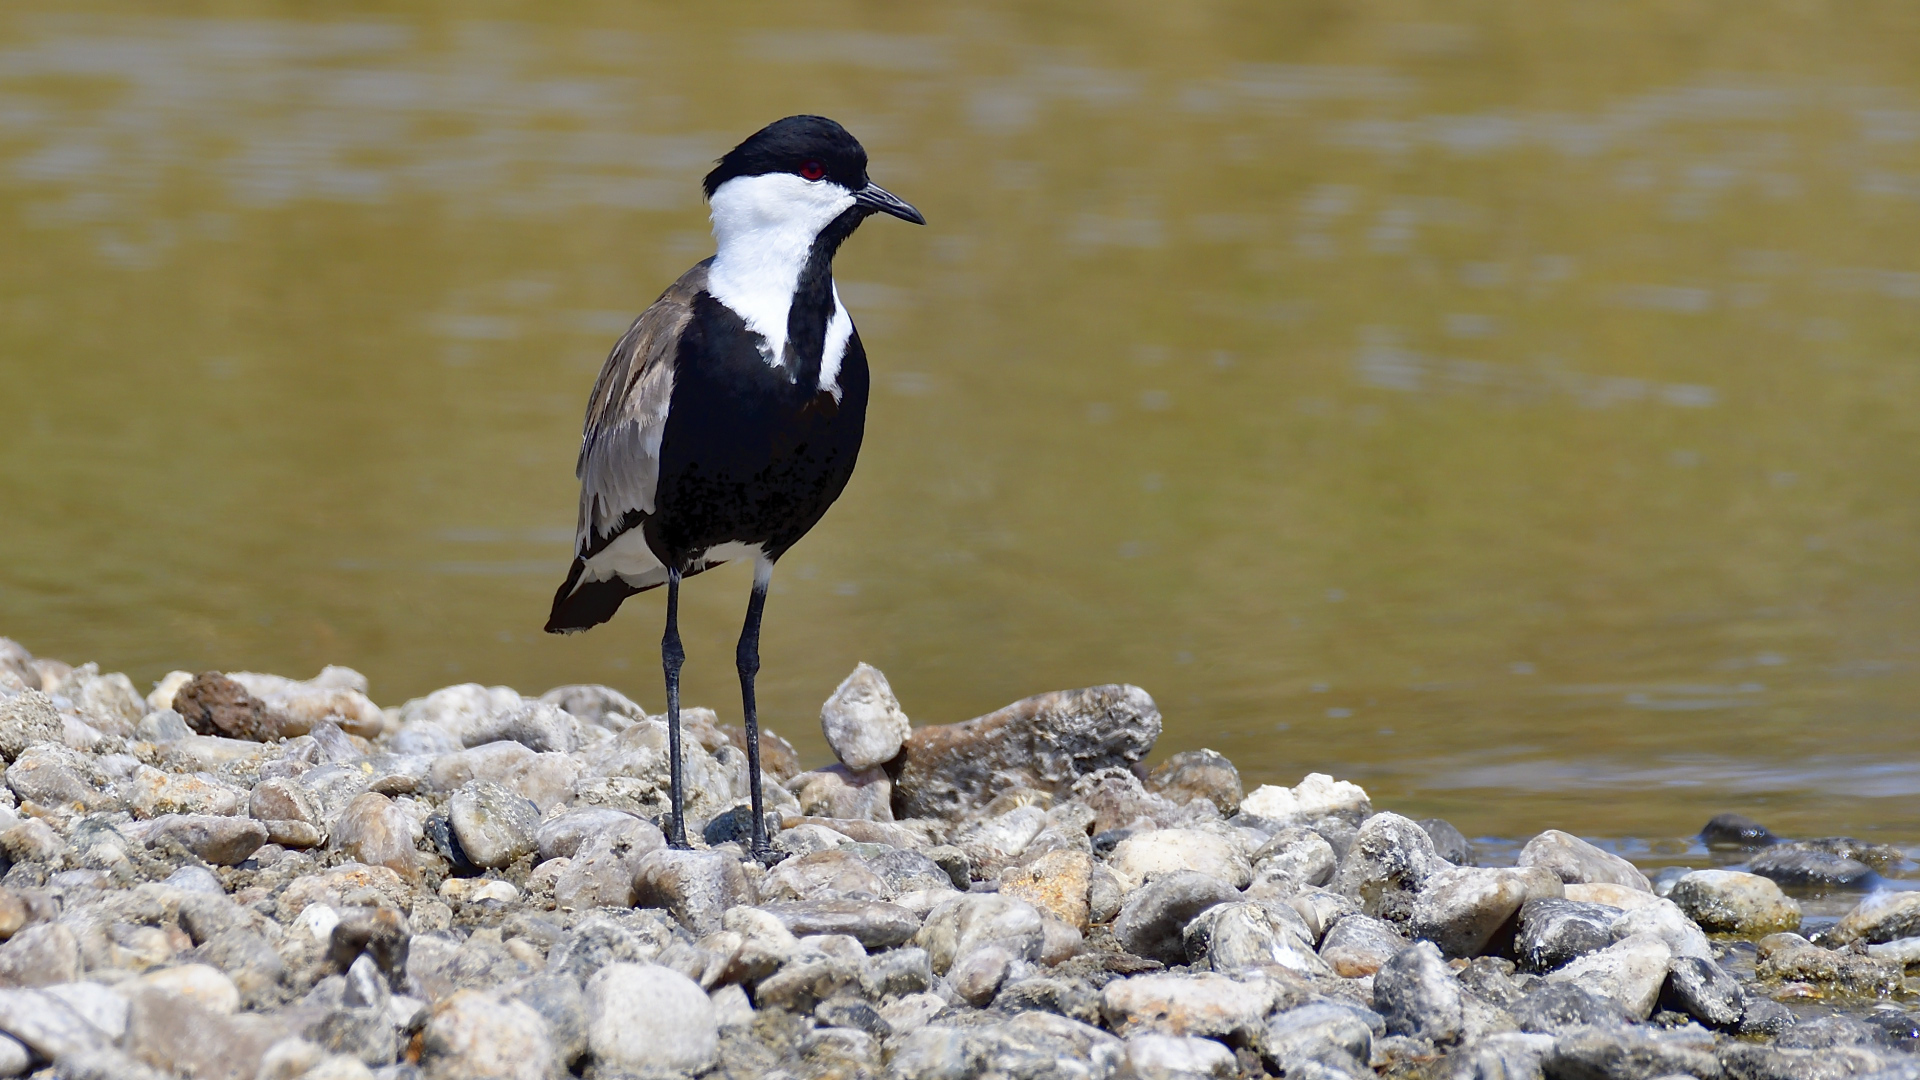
703 115 870 198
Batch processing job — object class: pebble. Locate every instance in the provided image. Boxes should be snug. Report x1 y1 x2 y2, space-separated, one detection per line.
327 792 416 876
142 813 268 866
819 663 912 771
1246 827 1337 897
913 893 1045 973
0 693 62 762
790 764 895 821
1544 932 1672 1019
1407 865 1562 958
1746 842 1876 888
1667 868 1801 935
998 848 1095 930
1099 972 1280 1040
1510 981 1628 1034
1543 1024 1722 1080
1755 932 1905 994
1106 828 1252 892
1416 817 1474 865
759 899 921 950
585 962 718 1073
0 645 1906 1080
534 807 646 861
1661 954 1747 1029
1331 811 1444 924
1318 912 1407 977
1701 812 1777 848
891 684 1160 818
1146 749 1243 817
1110 871 1241 964
1263 1001 1378 1075
421 989 557 1080
447 781 539 869
1373 941 1462 1042
1829 889 1920 945
1237 773 1371 826
1513 897 1621 972
1122 1033 1239 1080
1187 901 1327 978
550 819 665 910
140 964 240 1015
633 848 754 935
1517 828 1652 891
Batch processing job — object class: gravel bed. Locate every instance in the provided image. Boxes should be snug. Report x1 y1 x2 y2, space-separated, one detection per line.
0 638 1917 1080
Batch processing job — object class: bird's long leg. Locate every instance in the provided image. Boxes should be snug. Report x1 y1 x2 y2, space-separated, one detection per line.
736 558 774 864
662 566 688 848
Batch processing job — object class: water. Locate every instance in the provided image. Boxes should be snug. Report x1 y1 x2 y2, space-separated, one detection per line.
2 6 1919 845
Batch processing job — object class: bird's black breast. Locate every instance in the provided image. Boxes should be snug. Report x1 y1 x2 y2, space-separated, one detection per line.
646 293 869 566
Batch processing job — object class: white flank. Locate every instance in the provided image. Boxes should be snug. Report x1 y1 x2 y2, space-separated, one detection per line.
707 173 856 370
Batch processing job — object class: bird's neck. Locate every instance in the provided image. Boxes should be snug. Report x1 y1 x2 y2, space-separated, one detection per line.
706 176 862 387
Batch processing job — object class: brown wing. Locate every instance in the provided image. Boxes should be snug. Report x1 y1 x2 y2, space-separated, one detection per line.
573 258 710 557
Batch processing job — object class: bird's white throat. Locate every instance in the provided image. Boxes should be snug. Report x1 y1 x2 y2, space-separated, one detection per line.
707 173 856 394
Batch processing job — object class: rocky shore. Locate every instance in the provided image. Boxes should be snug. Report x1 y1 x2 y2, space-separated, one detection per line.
0 641 1916 1079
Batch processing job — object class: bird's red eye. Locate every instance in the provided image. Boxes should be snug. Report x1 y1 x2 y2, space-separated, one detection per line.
800 159 826 182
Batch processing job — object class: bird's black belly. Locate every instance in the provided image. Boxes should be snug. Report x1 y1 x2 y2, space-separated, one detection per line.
646 297 869 567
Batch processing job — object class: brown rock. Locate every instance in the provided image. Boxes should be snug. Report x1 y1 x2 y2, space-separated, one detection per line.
0 889 29 939
891 685 1161 820
999 849 1095 932
123 983 287 1080
249 777 321 826
1147 750 1243 817
172 672 293 742
633 849 755 935
1072 768 1199 834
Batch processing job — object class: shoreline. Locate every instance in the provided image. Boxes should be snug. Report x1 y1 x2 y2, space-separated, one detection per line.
0 638 1916 1079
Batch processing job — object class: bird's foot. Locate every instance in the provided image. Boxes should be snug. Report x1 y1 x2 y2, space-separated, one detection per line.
751 843 786 868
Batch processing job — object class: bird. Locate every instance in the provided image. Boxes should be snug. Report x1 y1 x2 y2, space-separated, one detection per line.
544 115 924 862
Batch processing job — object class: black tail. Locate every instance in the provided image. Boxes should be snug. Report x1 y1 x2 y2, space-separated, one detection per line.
545 559 642 634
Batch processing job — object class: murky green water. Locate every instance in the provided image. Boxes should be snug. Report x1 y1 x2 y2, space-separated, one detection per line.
3 4 1919 844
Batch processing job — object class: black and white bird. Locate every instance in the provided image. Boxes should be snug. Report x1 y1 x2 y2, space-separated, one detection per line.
544 116 923 861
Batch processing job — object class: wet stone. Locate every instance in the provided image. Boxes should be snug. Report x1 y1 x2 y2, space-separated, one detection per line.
1755 932 1904 994
1746 843 1875 888
1702 812 1777 849
1830 890 1920 945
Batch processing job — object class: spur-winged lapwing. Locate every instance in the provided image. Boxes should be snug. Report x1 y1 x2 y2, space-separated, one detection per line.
545 116 924 861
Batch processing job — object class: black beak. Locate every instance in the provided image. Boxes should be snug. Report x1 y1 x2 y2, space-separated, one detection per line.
854 182 925 225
